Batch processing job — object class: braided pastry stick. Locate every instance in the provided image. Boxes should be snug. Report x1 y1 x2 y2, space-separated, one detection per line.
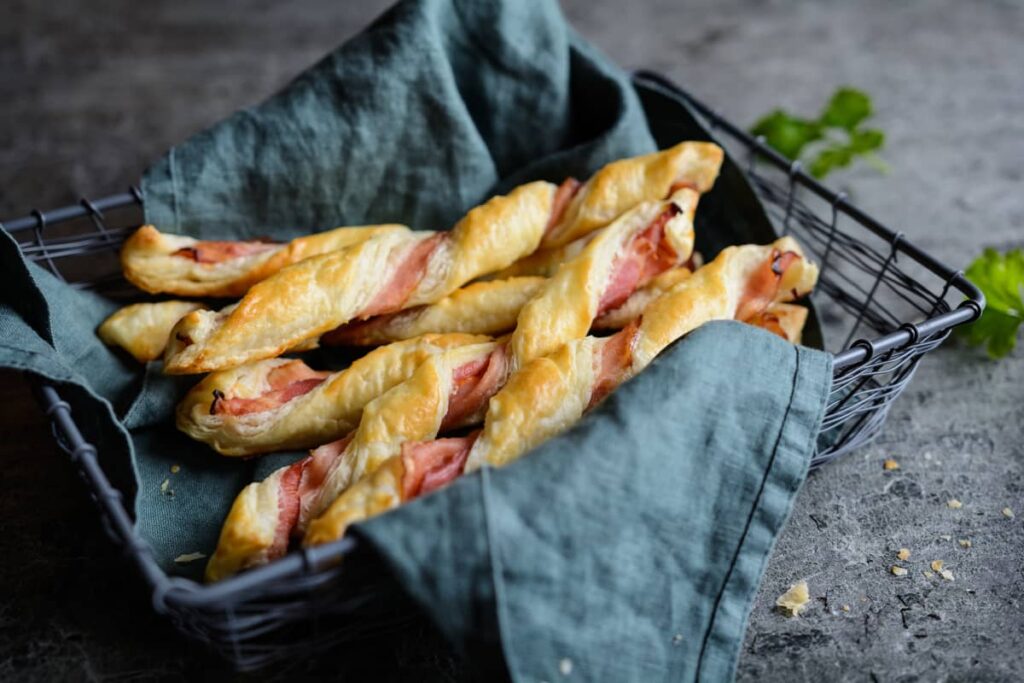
321 277 546 346
176 333 488 457
121 224 408 298
302 237 818 545
484 142 722 279
162 181 557 374
541 141 722 249
202 197 698 578
98 301 206 363
506 187 697 369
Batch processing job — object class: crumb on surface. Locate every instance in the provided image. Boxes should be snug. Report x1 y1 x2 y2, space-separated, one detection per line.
1003 507 1015 519
841 604 850 612
883 459 900 470
160 478 170 494
939 569 954 581
559 658 573 676
939 534 952 541
947 498 963 509
931 560 944 572
959 539 972 548
173 552 206 564
923 571 934 578
170 464 181 474
897 548 911 561
775 580 810 616
891 566 908 577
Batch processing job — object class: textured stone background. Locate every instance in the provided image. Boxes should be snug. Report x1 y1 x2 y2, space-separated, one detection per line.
1 0 1022 680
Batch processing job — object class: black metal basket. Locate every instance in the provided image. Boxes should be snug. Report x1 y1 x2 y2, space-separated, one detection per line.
1 78 984 670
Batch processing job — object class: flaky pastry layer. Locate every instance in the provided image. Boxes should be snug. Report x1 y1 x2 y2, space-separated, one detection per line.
322 277 546 346
98 300 206 363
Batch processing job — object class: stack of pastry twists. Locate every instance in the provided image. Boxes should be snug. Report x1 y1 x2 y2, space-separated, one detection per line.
121 223 409 297
301 237 819 547
203 189 703 580
102 143 722 367
94 143 795 585
181 189 698 459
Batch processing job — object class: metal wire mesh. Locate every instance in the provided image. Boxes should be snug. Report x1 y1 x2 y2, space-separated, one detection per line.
1 82 983 669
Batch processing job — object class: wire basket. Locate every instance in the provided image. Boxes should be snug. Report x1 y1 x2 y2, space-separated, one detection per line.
1 75 984 670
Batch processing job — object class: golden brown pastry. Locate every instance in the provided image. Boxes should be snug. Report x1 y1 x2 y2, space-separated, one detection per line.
98 301 206 363
176 333 488 456
483 232 595 280
203 339 508 581
542 141 723 249
163 181 558 374
321 277 546 346
121 224 409 298
303 237 818 545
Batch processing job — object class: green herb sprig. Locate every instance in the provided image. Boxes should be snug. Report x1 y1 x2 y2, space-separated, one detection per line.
750 88 887 179
959 248 1024 359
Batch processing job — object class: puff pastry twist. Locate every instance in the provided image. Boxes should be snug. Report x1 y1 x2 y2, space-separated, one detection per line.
177 333 489 457
541 141 722 249
163 182 558 374
302 237 818 546
121 223 409 298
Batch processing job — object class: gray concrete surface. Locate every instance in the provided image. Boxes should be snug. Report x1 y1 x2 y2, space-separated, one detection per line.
1 0 1022 680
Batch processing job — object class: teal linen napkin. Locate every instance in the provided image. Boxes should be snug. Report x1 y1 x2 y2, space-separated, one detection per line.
0 0 834 679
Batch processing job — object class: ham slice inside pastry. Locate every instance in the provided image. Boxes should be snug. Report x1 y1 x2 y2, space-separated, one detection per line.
266 434 356 554
439 346 509 431
173 239 279 264
360 233 447 318
400 432 481 501
588 320 641 410
544 178 583 236
210 361 330 416
596 204 683 316
735 250 799 323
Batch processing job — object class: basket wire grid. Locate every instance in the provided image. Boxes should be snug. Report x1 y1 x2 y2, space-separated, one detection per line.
1 78 984 669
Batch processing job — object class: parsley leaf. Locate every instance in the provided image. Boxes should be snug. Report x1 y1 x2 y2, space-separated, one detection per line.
750 87 886 179
959 248 1024 358
750 111 822 160
820 88 872 131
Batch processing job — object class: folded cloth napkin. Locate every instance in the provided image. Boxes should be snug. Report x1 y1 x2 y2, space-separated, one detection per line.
0 0 833 680
358 321 830 682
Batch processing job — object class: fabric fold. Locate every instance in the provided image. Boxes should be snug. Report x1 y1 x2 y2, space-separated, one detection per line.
356 322 831 682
